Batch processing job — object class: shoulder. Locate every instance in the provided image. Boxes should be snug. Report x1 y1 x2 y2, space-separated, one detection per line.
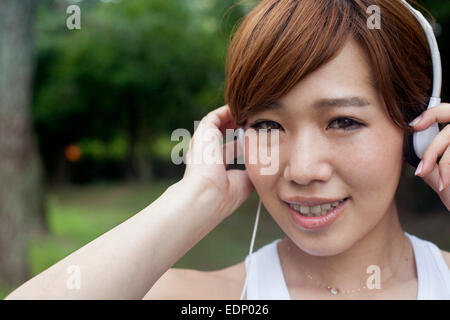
440 249 450 270
142 261 246 300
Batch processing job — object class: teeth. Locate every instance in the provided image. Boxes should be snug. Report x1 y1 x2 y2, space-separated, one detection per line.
290 199 346 217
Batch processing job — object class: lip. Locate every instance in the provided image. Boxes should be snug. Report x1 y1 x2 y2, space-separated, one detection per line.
287 197 349 231
283 196 347 207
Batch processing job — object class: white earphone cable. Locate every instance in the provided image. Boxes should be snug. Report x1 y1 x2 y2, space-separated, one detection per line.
240 198 262 300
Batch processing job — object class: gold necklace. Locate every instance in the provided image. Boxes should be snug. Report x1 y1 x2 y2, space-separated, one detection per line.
284 235 409 295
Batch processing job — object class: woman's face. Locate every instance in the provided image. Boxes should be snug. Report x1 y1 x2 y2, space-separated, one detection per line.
244 38 405 256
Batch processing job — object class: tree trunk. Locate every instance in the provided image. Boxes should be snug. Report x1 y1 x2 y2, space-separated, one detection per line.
0 0 47 287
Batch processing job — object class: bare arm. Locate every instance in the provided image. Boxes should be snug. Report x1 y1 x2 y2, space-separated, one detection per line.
5 105 254 299
5 179 227 299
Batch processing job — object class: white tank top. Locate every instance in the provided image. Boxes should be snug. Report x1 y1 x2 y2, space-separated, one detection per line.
244 232 450 299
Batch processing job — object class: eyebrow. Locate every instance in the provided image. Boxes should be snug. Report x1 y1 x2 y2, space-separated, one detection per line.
267 97 371 110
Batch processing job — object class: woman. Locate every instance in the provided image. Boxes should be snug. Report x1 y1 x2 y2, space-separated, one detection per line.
6 0 450 299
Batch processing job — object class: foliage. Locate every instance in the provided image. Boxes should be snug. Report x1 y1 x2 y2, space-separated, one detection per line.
32 0 245 182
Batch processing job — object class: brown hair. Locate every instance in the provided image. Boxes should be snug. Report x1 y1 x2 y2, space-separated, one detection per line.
225 0 433 135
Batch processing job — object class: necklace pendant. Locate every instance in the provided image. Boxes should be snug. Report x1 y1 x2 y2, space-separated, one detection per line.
330 287 339 295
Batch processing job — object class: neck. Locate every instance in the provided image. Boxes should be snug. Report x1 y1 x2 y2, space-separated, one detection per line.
279 201 415 293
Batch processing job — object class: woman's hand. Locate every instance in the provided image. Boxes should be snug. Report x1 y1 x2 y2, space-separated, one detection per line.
181 104 254 218
410 103 450 211
4 106 254 300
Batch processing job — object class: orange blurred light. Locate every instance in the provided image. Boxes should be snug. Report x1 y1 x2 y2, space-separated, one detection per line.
65 144 82 162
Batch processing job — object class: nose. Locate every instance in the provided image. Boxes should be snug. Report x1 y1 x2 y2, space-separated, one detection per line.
282 129 333 185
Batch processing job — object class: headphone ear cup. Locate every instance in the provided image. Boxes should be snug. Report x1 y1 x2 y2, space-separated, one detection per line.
403 131 422 168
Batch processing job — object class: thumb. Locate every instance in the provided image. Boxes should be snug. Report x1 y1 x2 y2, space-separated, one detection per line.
422 163 440 193
225 169 255 215
422 163 450 210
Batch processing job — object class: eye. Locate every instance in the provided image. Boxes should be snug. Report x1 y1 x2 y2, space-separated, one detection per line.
328 117 363 131
249 120 283 131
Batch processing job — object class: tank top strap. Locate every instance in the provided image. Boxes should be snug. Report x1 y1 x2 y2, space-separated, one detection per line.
405 232 450 299
244 239 291 299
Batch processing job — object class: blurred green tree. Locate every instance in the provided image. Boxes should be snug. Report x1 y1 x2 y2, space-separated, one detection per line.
33 0 243 183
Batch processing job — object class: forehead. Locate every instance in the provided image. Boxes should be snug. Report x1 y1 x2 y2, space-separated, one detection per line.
265 39 379 114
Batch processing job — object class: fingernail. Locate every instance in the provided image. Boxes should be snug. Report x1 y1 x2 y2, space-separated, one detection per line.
439 177 444 192
415 160 423 176
409 115 423 127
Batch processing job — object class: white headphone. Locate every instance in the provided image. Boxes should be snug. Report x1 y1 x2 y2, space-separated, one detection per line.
238 0 442 300
401 0 442 167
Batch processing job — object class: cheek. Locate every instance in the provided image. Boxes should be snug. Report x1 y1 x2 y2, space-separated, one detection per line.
244 124 404 202
245 161 276 195
244 142 279 196
343 126 404 197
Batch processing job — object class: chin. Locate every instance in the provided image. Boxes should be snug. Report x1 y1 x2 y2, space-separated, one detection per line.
282 215 365 257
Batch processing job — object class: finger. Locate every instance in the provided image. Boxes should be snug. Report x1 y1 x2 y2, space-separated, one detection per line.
188 125 224 168
417 124 450 177
223 139 244 166
189 105 238 167
409 103 450 130
203 105 237 135
437 145 450 191
421 162 440 193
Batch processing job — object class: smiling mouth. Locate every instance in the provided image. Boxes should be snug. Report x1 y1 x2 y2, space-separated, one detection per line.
287 197 349 217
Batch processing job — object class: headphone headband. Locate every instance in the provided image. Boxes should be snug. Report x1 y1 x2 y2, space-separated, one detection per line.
401 0 442 101
400 1 442 162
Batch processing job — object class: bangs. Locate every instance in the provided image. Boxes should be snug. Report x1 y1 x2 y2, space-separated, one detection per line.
225 0 432 133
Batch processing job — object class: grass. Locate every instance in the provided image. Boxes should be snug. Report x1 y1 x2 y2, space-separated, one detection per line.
1 179 284 298
1 178 449 299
